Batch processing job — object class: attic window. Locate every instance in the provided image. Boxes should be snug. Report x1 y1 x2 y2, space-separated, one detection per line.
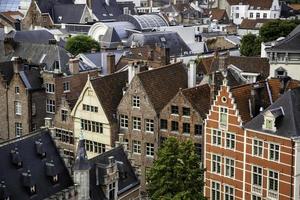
35 139 46 158
264 118 274 130
10 147 22 168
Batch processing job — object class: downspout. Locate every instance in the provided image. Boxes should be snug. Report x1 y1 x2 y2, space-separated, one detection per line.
266 81 273 104
6 84 9 139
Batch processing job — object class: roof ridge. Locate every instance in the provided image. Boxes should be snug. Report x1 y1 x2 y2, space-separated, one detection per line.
137 61 183 76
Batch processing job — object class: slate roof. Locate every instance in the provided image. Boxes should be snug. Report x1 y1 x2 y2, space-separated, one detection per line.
100 27 122 49
89 146 139 200
91 0 123 21
52 4 86 24
0 129 74 200
20 67 43 90
245 87 300 137
8 30 55 44
227 0 273 9
127 32 191 56
182 84 211 117
36 0 74 14
91 71 128 123
240 19 272 30
137 62 188 112
231 78 300 123
267 24 300 52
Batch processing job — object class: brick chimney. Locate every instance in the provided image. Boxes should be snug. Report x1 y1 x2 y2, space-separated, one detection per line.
11 57 23 73
161 47 170 65
69 58 80 75
107 54 116 74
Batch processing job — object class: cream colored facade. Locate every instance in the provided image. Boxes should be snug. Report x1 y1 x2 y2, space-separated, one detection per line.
71 79 112 158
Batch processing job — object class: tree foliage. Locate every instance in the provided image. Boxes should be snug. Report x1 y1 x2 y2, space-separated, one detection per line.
259 19 300 42
147 137 206 200
65 35 100 55
240 33 261 56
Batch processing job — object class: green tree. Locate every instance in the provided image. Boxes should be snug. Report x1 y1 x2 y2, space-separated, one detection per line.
259 19 300 42
147 137 205 200
240 33 261 56
65 35 100 55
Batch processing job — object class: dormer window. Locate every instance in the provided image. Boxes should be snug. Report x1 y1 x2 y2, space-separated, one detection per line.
265 118 274 130
262 107 284 132
35 139 46 158
10 147 22 168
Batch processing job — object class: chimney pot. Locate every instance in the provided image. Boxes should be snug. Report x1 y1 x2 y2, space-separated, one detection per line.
188 60 197 88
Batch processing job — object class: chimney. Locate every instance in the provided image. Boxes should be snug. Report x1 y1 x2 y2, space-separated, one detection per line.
107 53 116 74
188 60 197 88
11 57 23 73
86 0 92 8
161 47 170 65
250 85 262 117
218 55 226 71
69 58 80 75
128 61 140 84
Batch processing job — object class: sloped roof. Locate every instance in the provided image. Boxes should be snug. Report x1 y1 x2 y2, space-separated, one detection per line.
91 71 128 123
240 19 272 30
36 0 74 14
137 62 188 112
127 31 191 56
89 146 139 200
20 67 43 90
91 0 122 21
267 24 300 52
231 78 300 123
0 129 74 200
100 27 122 49
52 4 85 24
9 30 55 44
210 8 228 21
227 0 273 9
182 84 211 117
245 87 300 137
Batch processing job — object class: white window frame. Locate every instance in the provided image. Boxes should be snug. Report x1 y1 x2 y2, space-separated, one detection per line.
45 83 55 94
15 101 22 115
269 143 280 162
132 117 141 130
268 169 279 195
219 107 228 129
224 185 235 200
15 122 22 137
212 129 222 146
145 119 154 133
252 165 263 187
63 81 70 93
120 114 128 129
212 154 221 174
225 157 235 178
15 86 20 94
252 138 263 157
46 99 55 114
146 143 154 157
133 140 141 154
225 132 235 150
61 109 68 122
132 95 140 108
211 181 221 200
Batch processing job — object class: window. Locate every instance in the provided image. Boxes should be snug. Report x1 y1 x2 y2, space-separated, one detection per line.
219 107 228 128
212 154 221 174
268 170 278 191
252 166 262 187
63 82 70 92
235 13 239 18
250 12 253 18
123 7 129 14
195 124 202 135
32 103 36 116
183 123 190 134
256 13 260 18
61 109 68 122
109 182 116 200
15 86 20 94
225 158 234 178
253 139 263 157
264 119 274 130
146 143 154 157
160 119 168 130
82 104 98 112
275 67 287 78
212 129 222 146
133 140 141 154
263 13 267 18
224 185 234 200
211 181 221 200
171 105 179 114
132 96 140 108
145 119 154 132
15 122 22 137
81 119 103 133
226 132 235 149
252 195 262 200
46 99 55 113
46 83 55 93
269 143 280 161
171 121 178 132
132 117 141 130
120 115 128 128
15 101 22 115
183 107 190 116
94 142 106 154
195 143 202 160
55 129 74 144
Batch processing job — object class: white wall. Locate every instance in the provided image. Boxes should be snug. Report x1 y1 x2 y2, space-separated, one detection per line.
231 5 248 25
270 63 300 81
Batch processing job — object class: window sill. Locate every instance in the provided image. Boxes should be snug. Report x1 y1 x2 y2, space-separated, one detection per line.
171 131 179 134
145 131 154 134
160 129 167 132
